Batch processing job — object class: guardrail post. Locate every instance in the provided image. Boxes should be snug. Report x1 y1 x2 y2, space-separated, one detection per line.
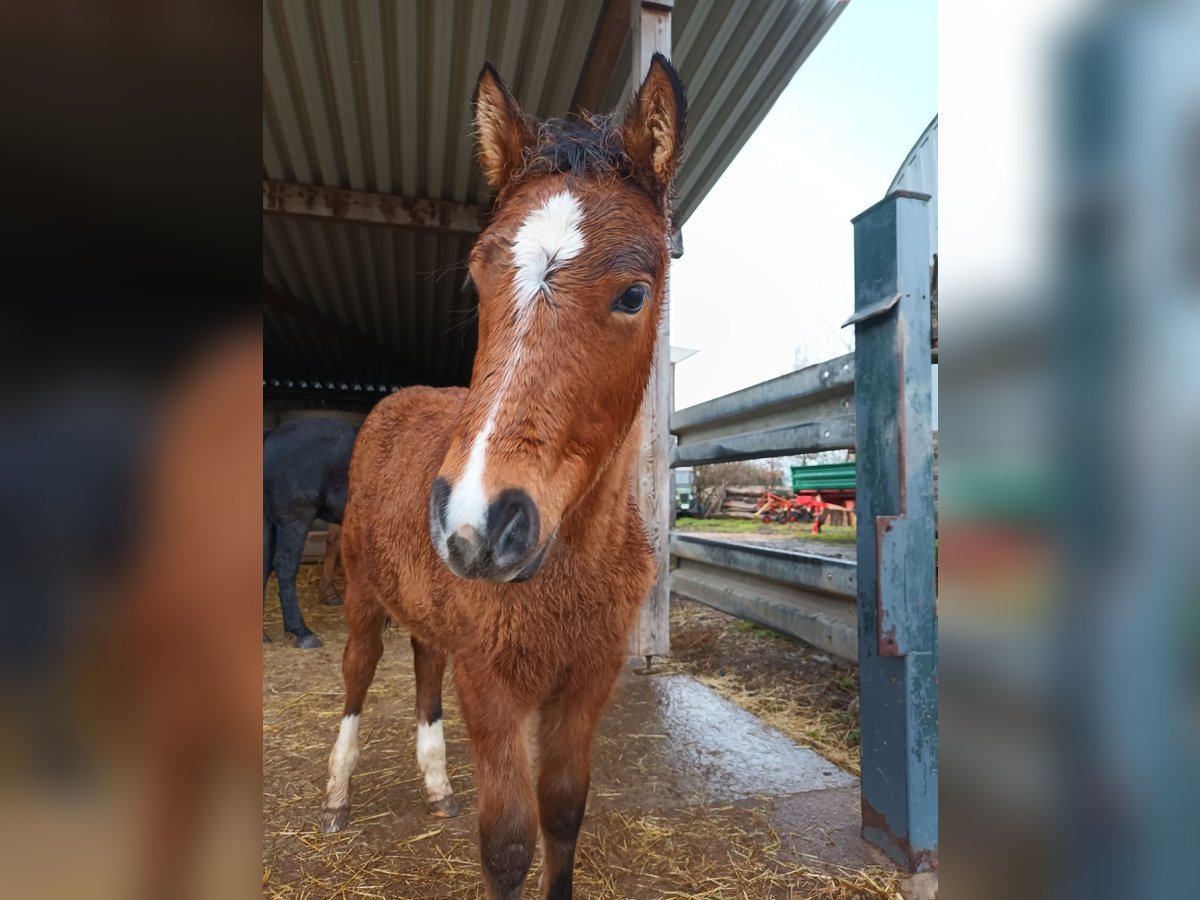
848 190 937 871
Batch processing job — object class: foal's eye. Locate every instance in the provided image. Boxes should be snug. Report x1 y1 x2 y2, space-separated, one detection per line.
612 284 649 314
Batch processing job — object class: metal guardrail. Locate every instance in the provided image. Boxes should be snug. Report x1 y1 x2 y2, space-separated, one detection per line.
670 534 855 599
669 534 859 661
669 353 856 467
667 353 860 660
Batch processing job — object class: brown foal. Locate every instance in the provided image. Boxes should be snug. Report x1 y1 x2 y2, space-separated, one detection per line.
320 55 687 900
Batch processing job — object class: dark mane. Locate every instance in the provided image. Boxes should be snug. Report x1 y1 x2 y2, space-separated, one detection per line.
515 113 633 183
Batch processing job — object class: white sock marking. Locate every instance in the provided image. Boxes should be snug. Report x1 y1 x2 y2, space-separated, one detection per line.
443 192 585 541
324 714 359 809
416 720 453 802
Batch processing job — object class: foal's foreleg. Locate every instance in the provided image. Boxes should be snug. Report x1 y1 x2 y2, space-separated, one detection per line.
410 634 458 817
536 653 623 900
320 592 384 833
457 668 537 900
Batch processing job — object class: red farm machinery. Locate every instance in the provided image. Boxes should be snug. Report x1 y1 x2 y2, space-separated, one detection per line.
754 462 857 532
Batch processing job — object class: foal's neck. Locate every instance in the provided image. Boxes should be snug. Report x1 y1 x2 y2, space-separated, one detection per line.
558 417 644 549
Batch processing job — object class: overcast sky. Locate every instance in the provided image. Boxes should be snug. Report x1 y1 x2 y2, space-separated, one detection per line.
670 0 938 410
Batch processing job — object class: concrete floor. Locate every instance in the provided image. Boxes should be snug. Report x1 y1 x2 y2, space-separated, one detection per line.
595 669 854 807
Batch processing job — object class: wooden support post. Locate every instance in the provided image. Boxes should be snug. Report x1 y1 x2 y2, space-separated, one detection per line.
573 0 631 113
630 0 673 661
850 190 938 871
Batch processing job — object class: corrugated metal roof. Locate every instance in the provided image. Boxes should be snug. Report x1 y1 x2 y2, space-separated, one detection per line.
263 0 848 394
887 114 937 259
620 0 849 225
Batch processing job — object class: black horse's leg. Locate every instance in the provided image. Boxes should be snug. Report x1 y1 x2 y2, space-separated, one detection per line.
272 522 320 649
262 503 275 643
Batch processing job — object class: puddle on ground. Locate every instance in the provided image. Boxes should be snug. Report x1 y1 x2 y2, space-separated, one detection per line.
591 672 855 809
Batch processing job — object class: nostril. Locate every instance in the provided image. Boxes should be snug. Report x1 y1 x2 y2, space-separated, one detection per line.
487 489 540 565
496 505 528 552
447 530 475 566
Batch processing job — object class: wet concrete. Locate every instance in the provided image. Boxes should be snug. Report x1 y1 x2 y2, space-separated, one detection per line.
592 670 854 810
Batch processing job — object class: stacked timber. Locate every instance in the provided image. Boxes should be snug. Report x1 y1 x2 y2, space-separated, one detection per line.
721 485 773 518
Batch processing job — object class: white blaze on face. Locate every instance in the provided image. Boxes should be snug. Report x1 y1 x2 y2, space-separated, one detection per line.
324 714 359 810
441 191 585 546
416 720 453 802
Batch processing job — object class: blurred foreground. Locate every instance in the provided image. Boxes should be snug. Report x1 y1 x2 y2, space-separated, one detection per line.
0 3 260 898
941 2 1200 898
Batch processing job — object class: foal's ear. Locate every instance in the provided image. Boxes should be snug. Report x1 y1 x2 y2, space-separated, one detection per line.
623 53 687 207
473 62 534 191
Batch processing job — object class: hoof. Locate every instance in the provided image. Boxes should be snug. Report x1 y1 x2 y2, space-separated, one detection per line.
293 633 322 649
428 795 460 818
321 806 349 833
322 594 344 607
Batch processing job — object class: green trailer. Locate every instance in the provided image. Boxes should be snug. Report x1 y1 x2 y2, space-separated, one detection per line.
791 462 856 496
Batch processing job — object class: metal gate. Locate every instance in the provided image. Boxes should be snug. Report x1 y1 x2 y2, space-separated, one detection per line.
668 189 938 871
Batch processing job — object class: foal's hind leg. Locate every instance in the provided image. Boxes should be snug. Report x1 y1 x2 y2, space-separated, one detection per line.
321 590 385 833
411 635 459 817
318 523 343 605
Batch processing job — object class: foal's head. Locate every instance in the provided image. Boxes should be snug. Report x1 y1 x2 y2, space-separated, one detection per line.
429 54 687 583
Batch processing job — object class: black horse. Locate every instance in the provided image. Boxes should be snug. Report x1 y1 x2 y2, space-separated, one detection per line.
263 417 358 648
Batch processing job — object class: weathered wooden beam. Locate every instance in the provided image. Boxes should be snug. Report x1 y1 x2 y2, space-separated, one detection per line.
262 180 484 235
573 0 631 113
630 0 673 662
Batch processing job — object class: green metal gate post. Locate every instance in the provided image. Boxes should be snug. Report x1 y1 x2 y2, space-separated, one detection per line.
847 190 938 871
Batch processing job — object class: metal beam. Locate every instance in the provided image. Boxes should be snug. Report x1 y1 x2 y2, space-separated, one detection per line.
262 180 485 235
672 353 854 433
670 353 856 466
930 254 939 362
671 561 857 662
851 190 938 872
672 416 856 467
670 534 856 599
